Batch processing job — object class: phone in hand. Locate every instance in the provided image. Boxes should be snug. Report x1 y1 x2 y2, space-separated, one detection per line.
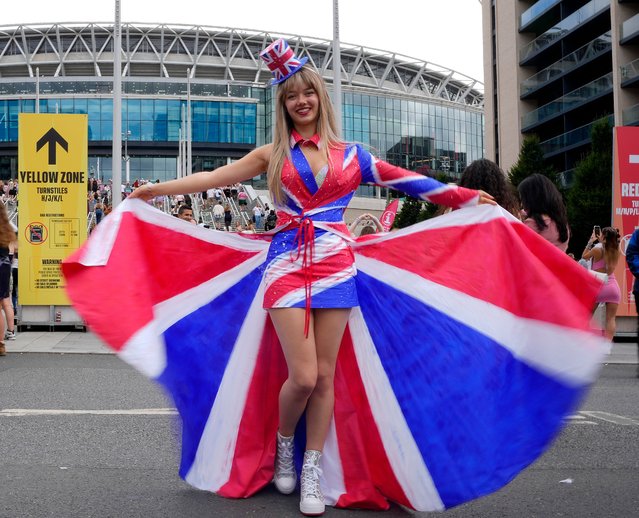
593 225 601 237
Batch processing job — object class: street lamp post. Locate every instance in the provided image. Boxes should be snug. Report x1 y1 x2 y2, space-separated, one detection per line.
187 68 192 176
123 130 131 183
112 0 123 208
35 67 40 114
332 0 342 134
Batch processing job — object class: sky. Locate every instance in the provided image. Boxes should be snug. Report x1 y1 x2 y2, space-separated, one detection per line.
1 0 485 84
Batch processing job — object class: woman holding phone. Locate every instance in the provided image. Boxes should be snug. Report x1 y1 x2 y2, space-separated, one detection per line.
582 226 621 340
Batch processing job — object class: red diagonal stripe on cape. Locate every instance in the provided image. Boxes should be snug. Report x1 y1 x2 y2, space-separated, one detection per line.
355 218 601 331
333 327 408 509
218 318 287 497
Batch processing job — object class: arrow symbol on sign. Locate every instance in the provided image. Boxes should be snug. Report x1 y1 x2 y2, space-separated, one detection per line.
36 128 68 165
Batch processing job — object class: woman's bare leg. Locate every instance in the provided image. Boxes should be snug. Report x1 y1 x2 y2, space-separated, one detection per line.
605 302 618 341
2 298 14 333
269 308 318 437
305 308 350 451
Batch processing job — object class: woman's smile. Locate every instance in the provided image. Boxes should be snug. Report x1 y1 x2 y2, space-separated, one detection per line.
285 85 319 129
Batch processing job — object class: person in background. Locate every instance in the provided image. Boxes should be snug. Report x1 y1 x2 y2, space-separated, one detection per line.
213 201 225 230
625 226 639 376
583 226 621 341
518 174 570 252
252 204 264 230
177 204 195 224
223 203 233 231
237 189 248 210
95 196 104 225
243 220 257 234
459 159 520 217
10 233 17 314
0 203 16 353
348 213 383 237
264 209 278 231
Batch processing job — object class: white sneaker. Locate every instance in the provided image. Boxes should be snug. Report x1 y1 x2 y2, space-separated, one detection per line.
4 331 16 341
300 450 324 516
274 432 296 494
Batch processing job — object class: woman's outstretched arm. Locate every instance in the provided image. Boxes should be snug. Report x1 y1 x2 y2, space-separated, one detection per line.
130 144 272 201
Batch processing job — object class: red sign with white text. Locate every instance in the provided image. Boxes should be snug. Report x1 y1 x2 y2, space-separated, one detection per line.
380 199 400 232
612 126 639 316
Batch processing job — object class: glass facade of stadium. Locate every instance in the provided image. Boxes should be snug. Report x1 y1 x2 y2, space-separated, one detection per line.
0 25 484 197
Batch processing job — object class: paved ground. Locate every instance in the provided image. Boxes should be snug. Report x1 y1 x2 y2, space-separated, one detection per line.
3 330 112 355
1 356 637 518
2 330 637 364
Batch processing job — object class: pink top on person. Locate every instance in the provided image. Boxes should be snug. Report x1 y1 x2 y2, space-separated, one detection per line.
522 215 569 252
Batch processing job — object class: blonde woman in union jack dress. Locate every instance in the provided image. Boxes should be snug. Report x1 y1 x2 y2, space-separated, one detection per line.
126 37 491 514
66 38 607 517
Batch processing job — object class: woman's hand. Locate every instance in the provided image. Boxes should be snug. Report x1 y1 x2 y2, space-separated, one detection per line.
582 232 598 258
129 183 155 201
477 190 496 205
585 231 598 249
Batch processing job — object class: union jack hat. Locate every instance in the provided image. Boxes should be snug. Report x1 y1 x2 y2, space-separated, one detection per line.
260 38 309 85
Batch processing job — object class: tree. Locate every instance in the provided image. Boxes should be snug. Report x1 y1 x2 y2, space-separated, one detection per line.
393 173 461 228
393 196 441 229
394 196 422 228
509 134 559 188
566 118 612 255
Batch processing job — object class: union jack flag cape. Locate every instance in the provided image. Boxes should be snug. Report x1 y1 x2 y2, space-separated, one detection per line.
62 199 608 511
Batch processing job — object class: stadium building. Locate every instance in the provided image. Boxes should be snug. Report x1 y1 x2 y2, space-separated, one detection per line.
0 23 484 202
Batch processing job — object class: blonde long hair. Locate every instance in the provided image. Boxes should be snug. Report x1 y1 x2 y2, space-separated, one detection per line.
0 202 15 248
267 67 342 205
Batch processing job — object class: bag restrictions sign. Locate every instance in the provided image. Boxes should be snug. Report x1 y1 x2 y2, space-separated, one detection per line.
18 113 88 306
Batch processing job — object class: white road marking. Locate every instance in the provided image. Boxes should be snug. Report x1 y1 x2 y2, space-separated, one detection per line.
565 414 597 425
580 411 639 426
0 408 177 417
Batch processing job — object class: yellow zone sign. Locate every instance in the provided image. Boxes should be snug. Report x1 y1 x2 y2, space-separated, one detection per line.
18 113 88 306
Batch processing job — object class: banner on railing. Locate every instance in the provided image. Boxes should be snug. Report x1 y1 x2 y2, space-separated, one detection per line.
18 113 88 306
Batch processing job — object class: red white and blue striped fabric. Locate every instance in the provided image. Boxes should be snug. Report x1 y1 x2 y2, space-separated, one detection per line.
261 143 479 315
62 199 608 511
259 38 309 85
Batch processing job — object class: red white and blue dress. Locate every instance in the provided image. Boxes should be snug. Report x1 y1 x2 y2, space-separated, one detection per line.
62 137 608 512
263 132 479 321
